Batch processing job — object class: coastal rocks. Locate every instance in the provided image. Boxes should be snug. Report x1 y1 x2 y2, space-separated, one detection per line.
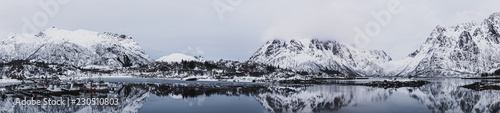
461 82 500 91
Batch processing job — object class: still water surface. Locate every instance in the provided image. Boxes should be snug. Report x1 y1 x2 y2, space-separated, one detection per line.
1 77 499 113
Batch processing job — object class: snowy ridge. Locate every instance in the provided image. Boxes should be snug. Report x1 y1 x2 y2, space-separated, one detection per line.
156 53 205 62
249 38 392 76
394 12 500 77
0 27 153 69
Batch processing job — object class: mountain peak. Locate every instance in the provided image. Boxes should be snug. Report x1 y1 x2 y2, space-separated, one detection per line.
488 12 500 19
269 38 313 43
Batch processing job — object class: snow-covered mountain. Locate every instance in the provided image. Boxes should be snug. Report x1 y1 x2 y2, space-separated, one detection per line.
404 79 500 113
156 53 205 62
250 12 500 77
0 28 152 69
0 83 149 113
248 38 392 76
393 12 500 77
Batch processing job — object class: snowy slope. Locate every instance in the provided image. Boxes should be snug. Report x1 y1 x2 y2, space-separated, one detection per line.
156 53 205 62
0 27 152 68
393 12 500 77
249 38 392 76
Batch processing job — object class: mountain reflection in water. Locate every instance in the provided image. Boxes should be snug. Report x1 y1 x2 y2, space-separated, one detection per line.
0 78 499 113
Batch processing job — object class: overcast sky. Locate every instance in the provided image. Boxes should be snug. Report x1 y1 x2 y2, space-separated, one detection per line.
1 0 500 61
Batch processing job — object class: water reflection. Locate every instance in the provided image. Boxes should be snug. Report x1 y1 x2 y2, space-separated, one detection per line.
408 79 500 113
0 78 499 113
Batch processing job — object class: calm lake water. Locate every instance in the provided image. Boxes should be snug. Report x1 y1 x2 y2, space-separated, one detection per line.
1 77 499 113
